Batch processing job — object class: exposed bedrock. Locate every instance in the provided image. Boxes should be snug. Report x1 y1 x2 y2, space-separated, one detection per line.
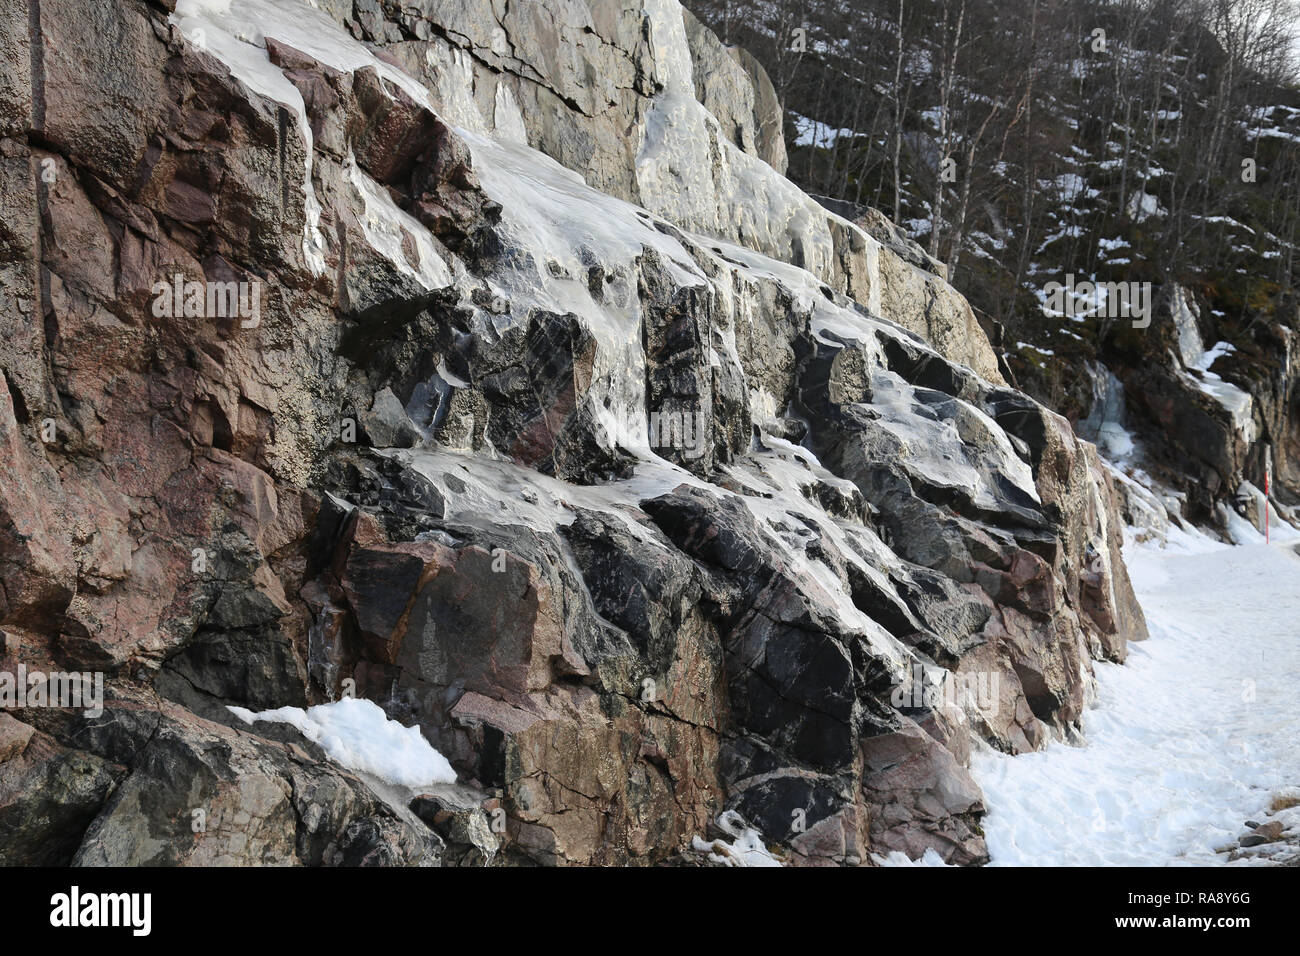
0 0 1144 866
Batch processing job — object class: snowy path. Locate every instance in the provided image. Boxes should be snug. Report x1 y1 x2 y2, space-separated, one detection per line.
972 537 1300 865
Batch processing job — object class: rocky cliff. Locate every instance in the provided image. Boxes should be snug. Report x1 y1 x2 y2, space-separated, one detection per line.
0 0 1146 866
685 0 1300 546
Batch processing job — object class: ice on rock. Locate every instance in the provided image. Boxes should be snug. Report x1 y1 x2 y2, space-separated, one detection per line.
171 0 346 276
1171 287 1206 367
348 159 453 291
393 443 917 681
454 128 711 457
167 0 1185 869
1184 341 1256 443
863 370 1041 513
170 0 476 278
635 2 887 304
1079 363 1137 464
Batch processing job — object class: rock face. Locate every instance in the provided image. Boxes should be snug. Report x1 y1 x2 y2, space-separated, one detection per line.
0 0 1145 866
1112 285 1299 529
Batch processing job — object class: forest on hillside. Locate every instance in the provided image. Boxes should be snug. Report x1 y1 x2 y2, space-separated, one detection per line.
691 0 1300 409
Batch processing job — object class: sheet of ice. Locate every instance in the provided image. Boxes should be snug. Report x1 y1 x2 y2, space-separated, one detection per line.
228 697 457 787
393 434 916 682
636 86 843 281
1078 364 1139 466
719 438 915 677
396 445 703 547
171 0 359 275
1171 289 1205 367
633 3 884 302
348 159 453 290
973 539 1300 865
1095 422 1135 461
454 127 710 455
177 0 435 103
171 0 486 276
1179 340 1256 443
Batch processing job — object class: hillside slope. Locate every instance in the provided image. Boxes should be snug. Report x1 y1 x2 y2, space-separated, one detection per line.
689 0 1300 532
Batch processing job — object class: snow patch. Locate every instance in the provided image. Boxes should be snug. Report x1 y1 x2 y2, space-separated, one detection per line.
691 812 782 867
228 697 457 788
871 847 953 866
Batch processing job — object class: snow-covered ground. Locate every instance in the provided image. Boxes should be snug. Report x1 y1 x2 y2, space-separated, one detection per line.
972 525 1300 865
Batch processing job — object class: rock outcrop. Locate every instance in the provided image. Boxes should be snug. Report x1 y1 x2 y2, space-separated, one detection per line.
1112 286 1299 527
0 0 1145 866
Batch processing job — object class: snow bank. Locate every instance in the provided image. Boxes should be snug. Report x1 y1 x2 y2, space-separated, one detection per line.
972 539 1300 865
229 698 457 788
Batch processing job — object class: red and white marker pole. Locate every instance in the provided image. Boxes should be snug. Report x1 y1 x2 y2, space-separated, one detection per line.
1264 445 1271 545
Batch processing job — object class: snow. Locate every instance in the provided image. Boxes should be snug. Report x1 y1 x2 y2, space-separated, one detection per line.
1034 224 1084 255
1194 215 1256 235
1016 340 1054 356
691 812 783 867
791 113 861 149
1180 340 1257 443
1048 173 1098 202
1126 190 1165 222
1250 125 1300 144
973 536 1300 865
228 697 457 788
872 847 952 866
